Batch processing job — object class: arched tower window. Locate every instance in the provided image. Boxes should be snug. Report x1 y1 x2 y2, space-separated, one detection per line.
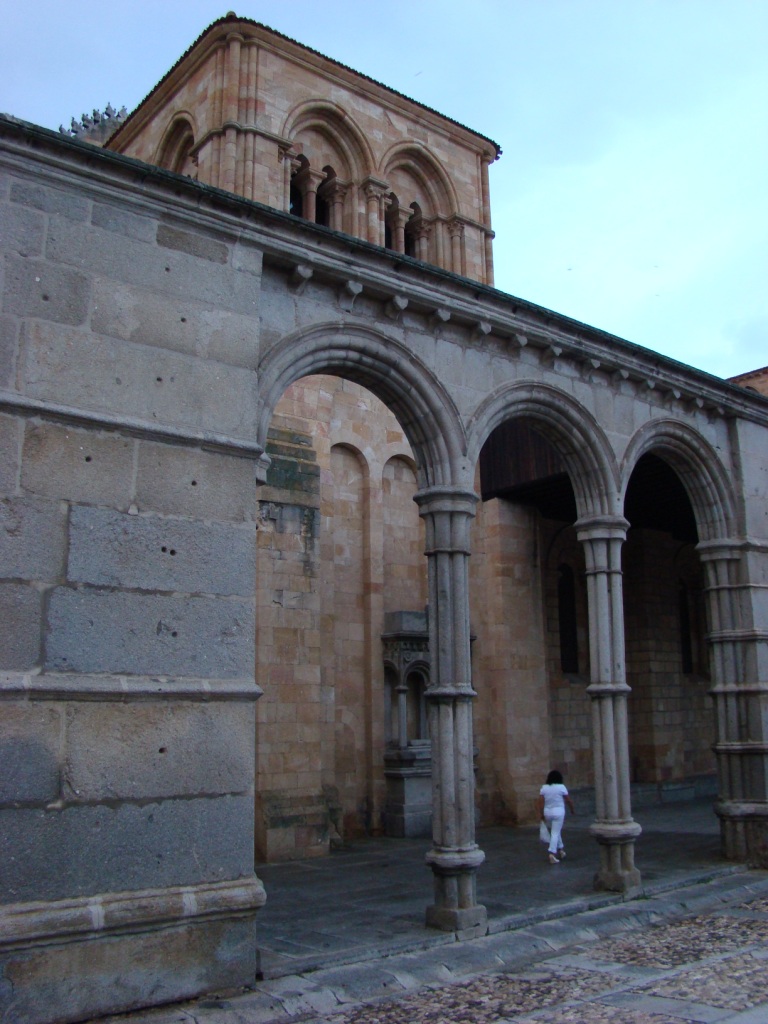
157 117 197 177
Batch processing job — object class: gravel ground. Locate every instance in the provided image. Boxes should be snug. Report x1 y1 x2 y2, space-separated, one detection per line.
302 894 768 1024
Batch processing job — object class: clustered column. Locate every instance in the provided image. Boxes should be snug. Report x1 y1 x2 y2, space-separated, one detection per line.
699 539 768 865
415 486 486 937
576 514 642 893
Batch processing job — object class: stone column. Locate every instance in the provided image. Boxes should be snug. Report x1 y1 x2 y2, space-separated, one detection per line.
391 206 411 254
319 178 350 232
415 486 486 938
447 219 465 276
480 154 495 286
414 222 431 262
280 147 294 212
699 539 768 865
362 177 389 246
576 514 642 893
294 167 325 224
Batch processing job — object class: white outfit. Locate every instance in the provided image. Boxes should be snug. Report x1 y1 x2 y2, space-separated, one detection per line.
540 783 569 855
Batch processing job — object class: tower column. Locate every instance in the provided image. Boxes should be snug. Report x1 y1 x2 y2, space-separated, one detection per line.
700 539 768 865
576 514 642 893
415 486 486 938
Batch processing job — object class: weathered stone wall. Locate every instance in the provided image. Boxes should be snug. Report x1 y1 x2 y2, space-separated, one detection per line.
0 130 266 1021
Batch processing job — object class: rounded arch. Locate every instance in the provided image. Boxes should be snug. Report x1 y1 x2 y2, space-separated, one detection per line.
466 382 621 519
620 419 737 543
257 323 467 489
283 100 374 181
155 112 198 174
379 141 458 216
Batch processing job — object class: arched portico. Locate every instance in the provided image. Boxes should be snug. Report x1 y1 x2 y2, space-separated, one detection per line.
468 383 642 892
622 421 768 865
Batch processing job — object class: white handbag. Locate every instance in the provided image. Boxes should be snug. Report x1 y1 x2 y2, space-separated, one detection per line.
539 821 550 843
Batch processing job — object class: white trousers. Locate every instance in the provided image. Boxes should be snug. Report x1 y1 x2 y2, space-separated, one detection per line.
544 811 565 854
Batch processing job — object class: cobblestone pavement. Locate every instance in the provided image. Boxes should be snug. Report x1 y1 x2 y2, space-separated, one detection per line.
96 875 768 1024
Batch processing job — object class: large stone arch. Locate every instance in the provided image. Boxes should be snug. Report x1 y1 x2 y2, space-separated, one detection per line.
154 110 198 174
257 323 467 489
620 419 737 543
379 141 459 217
466 381 621 519
283 100 374 181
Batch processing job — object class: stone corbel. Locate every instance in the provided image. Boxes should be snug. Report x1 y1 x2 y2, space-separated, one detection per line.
513 333 528 349
385 294 408 320
289 264 313 294
472 321 492 342
430 308 451 334
339 279 363 312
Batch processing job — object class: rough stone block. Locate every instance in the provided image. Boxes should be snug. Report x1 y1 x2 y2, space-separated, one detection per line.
3 256 91 325
0 315 17 389
0 201 44 256
135 440 257 522
10 180 89 221
157 222 229 263
20 320 259 439
0 412 20 492
46 588 255 678
0 703 62 806
0 496 66 580
67 505 256 596
0 915 258 1024
91 201 156 242
0 581 44 670
21 421 134 506
63 701 255 801
0 793 254 903
90 277 258 368
45 213 260 316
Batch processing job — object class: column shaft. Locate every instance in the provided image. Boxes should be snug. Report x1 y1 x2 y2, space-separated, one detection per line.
577 515 642 893
416 487 486 938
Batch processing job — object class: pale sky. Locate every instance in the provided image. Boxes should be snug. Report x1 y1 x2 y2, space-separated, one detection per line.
2 0 766 381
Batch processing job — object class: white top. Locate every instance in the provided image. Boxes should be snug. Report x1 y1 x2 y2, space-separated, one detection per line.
540 782 569 814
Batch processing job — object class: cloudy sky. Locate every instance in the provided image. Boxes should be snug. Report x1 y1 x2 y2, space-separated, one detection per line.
2 0 766 381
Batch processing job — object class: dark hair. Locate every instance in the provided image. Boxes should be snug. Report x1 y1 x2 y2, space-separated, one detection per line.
546 770 563 785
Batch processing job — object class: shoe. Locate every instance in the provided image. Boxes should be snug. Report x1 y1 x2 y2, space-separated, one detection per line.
558 850 566 860
548 854 559 865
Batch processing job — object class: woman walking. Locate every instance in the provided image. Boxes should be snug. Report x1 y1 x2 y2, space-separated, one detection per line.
538 769 575 865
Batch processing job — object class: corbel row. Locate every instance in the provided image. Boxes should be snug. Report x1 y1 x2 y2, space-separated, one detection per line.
285 259 732 420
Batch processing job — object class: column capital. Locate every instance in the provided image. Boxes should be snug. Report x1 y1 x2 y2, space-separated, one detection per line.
318 177 351 202
696 538 747 562
294 166 326 192
575 514 629 543
447 217 466 239
414 486 478 518
362 175 390 199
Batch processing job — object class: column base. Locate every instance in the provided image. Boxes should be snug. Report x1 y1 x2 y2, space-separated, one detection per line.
426 903 488 938
716 799 768 866
590 819 642 895
593 866 642 895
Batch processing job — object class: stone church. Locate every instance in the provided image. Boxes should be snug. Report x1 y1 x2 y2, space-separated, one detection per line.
1 12 767 1023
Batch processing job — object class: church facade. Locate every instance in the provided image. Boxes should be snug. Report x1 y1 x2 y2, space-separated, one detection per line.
1 14 767 1023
